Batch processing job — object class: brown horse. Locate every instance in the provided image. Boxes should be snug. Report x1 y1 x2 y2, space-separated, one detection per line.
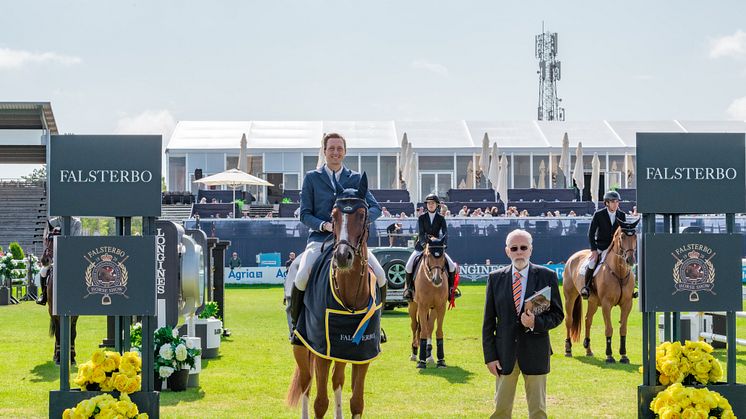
287 176 378 419
42 222 78 365
563 219 639 363
409 238 449 369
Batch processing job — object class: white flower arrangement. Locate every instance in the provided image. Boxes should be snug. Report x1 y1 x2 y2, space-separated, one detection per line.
158 344 173 361
174 344 188 362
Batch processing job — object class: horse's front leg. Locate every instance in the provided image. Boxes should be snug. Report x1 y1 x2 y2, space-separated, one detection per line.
601 303 615 363
408 302 419 361
331 362 346 419
618 298 634 364
584 299 600 357
314 357 332 418
350 363 370 419
435 301 447 368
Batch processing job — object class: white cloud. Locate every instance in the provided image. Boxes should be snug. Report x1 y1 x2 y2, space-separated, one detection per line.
726 96 746 120
410 59 449 76
709 30 746 59
0 47 81 69
115 109 176 145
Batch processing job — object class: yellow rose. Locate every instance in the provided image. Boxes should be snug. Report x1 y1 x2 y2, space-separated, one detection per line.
661 360 681 379
105 350 121 364
114 400 130 415
120 362 137 377
113 373 130 393
100 376 115 392
91 350 106 366
62 408 73 419
126 400 140 417
660 408 679 419
91 366 107 384
137 414 149 419
124 375 141 394
103 357 117 373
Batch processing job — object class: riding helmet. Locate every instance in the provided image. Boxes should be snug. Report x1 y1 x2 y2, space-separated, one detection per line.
603 190 621 202
424 193 441 204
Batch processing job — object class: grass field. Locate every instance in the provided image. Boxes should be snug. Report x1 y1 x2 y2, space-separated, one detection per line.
1 283 745 418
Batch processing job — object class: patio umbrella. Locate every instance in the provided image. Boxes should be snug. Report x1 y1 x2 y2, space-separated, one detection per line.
572 142 585 200
558 132 571 188
238 133 247 171
487 142 500 192
194 168 274 215
401 133 410 187
548 152 556 187
406 150 418 204
316 133 326 169
466 159 475 188
626 154 635 187
497 153 509 207
537 160 547 189
479 133 490 183
591 153 600 206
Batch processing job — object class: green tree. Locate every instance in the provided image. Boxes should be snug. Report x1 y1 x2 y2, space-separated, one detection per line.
21 166 47 183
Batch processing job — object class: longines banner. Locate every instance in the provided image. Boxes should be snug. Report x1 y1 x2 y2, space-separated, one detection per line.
636 133 746 214
643 233 742 312
48 135 162 216
53 236 156 316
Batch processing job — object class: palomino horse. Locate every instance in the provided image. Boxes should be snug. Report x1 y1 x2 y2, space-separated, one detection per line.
287 174 380 419
408 237 449 369
42 222 79 365
563 219 639 363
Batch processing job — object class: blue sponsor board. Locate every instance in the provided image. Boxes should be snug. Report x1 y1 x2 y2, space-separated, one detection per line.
458 263 566 283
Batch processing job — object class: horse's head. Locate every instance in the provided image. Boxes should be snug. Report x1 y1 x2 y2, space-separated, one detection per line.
423 236 447 285
616 219 639 266
331 173 369 271
41 221 61 267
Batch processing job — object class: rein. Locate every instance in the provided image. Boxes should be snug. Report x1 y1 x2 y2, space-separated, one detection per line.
423 246 447 282
603 232 635 286
331 198 370 313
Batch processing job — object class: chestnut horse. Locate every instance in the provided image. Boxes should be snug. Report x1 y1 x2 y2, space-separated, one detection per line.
287 175 380 419
563 219 639 363
42 222 79 365
408 238 449 369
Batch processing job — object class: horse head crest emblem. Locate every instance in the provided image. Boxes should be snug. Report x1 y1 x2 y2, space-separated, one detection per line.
671 243 716 302
83 247 130 305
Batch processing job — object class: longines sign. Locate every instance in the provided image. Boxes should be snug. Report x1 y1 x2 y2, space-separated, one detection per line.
642 234 742 312
49 135 162 216
53 236 156 316
636 133 746 214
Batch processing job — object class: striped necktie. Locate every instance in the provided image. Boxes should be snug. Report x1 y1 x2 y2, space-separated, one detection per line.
512 271 523 315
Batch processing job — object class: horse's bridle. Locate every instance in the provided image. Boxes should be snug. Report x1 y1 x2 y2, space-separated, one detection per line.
423 245 447 281
605 230 636 284
331 196 370 313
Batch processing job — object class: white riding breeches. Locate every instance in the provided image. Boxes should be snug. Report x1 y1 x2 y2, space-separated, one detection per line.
293 240 387 291
405 249 456 274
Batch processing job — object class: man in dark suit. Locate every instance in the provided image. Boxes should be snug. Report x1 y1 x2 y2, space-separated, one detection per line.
482 229 563 419
288 133 385 324
580 190 626 299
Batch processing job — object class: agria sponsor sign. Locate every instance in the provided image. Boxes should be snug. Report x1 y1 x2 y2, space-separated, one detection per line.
225 267 288 284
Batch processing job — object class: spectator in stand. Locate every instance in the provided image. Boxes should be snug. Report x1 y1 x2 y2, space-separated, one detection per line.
472 208 483 217
545 211 553 217
445 210 452 217
228 252 242 271
382 206 392 217
265 212 274 218
491 206 500 217
398 211 408 218
485 258 491 266
483 209 493 217
568 210 577 217
519 210 529 217
459 205 470 217
199 197 207 204
211 198 218 203
387 222 402 247
416 207 424 217
554 210 561 217
440 204 449 217
294 206 300 218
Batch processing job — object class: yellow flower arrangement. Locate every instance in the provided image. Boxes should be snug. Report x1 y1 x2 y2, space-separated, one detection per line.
62 393 148 419
655 341 724 386
73 350 142 394
650 383 735 419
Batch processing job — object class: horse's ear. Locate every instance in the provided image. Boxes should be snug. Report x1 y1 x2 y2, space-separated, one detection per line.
357 172 368 199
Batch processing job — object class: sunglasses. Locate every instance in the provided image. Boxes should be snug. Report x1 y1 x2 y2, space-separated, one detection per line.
509 245 530 252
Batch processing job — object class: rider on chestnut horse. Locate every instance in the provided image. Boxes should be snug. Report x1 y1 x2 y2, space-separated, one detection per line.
581 190 634 300
403 193 457 302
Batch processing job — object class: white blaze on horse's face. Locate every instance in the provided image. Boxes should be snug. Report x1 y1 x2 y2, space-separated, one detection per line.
333 207 366 271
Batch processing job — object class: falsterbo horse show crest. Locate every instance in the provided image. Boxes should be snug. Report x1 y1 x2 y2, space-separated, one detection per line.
83 247 130 305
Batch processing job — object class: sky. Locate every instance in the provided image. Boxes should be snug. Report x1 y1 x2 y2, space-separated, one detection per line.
2 1 746 178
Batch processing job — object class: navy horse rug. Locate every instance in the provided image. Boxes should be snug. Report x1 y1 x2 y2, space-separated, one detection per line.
294 250 382 364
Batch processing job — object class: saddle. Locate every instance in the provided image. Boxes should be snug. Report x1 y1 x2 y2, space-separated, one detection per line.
579 249 608 278
294 243 382 363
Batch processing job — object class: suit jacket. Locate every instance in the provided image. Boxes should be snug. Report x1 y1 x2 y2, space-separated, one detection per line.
414 212 448 251
588 208 626 251
482 263 564 375
300 166 382 243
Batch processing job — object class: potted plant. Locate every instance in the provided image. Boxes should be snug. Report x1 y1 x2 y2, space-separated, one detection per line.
72 350 142 394
63 393 148 419
153 326 200 391
650 383 735 418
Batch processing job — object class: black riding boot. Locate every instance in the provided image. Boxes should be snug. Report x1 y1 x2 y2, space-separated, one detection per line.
36 275 47 305
447 270 458 300
403 272 415 302
580 266 593 300
288 285 305 343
